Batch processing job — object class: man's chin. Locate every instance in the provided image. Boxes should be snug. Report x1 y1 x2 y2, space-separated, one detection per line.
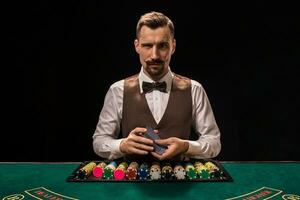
144 64 165 77
149 66 161 72
147 64 165 72
148 64 162 68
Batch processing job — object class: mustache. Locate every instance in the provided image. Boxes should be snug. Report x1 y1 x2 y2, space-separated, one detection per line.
146 59 164 65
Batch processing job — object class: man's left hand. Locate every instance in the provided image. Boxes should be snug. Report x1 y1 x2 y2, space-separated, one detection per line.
151 137 189 160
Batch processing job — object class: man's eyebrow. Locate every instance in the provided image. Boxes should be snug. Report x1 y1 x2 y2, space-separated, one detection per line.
141 41 169 45
141 42 153 46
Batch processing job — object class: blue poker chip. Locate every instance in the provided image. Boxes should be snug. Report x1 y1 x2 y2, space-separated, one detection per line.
138 168 149 180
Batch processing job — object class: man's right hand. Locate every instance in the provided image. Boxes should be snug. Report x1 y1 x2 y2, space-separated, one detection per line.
119 127 154 155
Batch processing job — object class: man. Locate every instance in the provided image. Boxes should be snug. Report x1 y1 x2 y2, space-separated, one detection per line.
93 11 221 161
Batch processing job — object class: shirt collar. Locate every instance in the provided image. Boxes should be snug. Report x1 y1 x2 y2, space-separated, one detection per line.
138 67 173 93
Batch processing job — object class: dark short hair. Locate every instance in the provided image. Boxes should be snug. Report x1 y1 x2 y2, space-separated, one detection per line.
136 11 174 39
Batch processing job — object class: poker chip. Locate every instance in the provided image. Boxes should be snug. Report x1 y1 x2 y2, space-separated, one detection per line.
138 168 150 180
161 171 173 180
114 169 126 180
138 162 150 180
204 162 224 179
174 164 186 180
186 168 197 179
93 167 103 178
186 169 197 179
210 169 222 179
103 161 117 179
161 163 174 180
126 162 139 180
114 162 128 180
126 167 138 180
150 170 161 180
185 163 197 179
194 162 210 179
204 161 219 171
103 168 114 179
199 169 210 179
77 162 96 179
150 162 161 180
93 162 107 178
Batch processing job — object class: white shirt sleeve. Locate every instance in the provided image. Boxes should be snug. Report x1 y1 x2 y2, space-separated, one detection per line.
185 80 221 159
92 80 125 160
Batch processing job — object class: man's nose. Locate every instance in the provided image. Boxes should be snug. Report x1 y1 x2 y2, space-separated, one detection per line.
151 46 159 59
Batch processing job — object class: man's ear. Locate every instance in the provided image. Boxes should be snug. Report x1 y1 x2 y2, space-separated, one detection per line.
134 39 139 53
171 38 176 54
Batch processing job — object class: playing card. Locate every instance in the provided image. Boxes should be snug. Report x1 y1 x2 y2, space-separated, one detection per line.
144 126 167 155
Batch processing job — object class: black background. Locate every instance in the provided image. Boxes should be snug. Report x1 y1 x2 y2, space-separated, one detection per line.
4 1 300 161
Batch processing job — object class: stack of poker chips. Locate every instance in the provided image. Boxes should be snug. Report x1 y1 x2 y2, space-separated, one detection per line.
126 162 139 180
138 162 150 180
103 161 117 179
204 161 223 179
173 163 186 180
73 160 226 181
92 162 107 178
161 162 174 180
77 161 97 179
184 162 197 180
114 162 128 180
150 162 161 180
194 161 210 179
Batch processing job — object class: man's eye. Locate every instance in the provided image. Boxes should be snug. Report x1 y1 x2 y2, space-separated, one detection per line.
158 43 169 49
142 44 152 48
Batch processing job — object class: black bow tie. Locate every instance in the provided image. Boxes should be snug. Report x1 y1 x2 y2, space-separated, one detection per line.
142 81 167 93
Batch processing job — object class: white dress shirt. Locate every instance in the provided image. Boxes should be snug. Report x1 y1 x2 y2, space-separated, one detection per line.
93 68 221 160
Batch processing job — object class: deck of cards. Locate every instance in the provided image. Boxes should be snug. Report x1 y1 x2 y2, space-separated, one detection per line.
144 126 167 155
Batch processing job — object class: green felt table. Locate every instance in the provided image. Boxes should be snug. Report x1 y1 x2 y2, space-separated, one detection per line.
1 162 299 200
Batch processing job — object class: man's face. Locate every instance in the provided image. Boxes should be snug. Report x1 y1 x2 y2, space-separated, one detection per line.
134 26 176 81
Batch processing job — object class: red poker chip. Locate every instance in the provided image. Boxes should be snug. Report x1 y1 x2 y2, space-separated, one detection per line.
93 167 103 178
114 169 126 180
126 168 137 180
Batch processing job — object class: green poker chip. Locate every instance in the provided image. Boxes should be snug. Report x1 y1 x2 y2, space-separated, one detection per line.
186 168 197 179
199 169 210 179
103 168 114 179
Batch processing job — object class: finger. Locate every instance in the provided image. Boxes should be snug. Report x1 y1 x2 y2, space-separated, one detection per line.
130 147 149 155
131 127 147 135
132 135 154 146
151 151 164 160
154 139 169 146
132 142 154 152
154 147 175 159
